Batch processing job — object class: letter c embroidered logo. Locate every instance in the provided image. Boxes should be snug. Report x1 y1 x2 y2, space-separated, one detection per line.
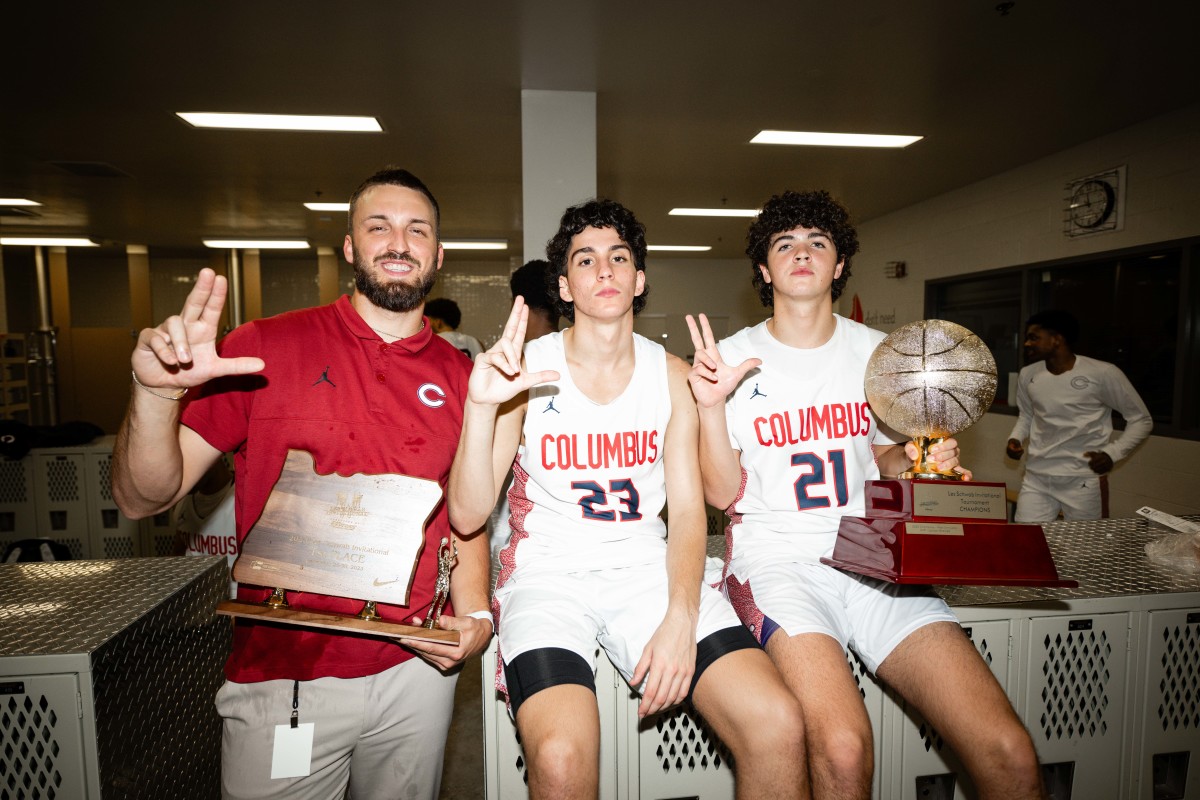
418 383 447 408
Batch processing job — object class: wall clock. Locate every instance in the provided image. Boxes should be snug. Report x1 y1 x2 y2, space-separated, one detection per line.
1068 178 1116 229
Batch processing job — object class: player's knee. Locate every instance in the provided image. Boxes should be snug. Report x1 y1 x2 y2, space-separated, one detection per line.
526 730 594 789
732 692 805 761
812 723 872 785
979 721 1039 777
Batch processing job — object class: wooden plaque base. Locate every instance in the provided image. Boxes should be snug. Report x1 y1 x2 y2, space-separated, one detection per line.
822 479 1076 587
216 600 461 645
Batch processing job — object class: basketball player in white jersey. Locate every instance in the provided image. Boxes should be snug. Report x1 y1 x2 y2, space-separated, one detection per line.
450 200 806 799
688 190 1044 800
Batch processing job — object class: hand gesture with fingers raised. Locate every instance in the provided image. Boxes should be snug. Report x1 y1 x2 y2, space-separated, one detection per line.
131 268 264 396
686 313 761 409
467 298 559 406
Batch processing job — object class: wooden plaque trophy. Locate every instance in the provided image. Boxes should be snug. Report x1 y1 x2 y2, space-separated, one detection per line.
216 449 461 644
821 320 1075 587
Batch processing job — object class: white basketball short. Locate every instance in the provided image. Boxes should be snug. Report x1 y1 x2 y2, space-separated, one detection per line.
1015 471 1108 523
724 559 958 674
495 560 745 692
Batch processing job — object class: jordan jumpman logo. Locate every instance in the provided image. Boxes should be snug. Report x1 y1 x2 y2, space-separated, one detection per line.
313 366 335 387
750 383 767 399
544 397 560 413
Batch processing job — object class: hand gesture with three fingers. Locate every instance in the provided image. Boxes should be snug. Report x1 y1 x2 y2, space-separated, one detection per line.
467 298 558 405
685 313 761 409
131 268 264 395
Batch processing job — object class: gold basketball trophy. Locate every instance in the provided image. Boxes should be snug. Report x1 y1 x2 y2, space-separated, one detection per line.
821 320 1074 586
216 449 461 644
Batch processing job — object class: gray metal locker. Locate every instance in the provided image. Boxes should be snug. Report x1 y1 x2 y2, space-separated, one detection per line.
0 557 231 798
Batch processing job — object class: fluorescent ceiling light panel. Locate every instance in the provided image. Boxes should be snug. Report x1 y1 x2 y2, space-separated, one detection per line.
178 112 382 132
442 240 508 250
669 208 760 218
647 245 712 252
203 239 310 249
1 237 97 247
0 198 41 207
304 202 350 212
751 130 923 148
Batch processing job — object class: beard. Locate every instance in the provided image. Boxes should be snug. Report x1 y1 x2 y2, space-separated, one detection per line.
353 247 439 312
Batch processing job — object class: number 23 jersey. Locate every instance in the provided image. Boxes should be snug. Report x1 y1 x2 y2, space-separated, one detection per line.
718 316 902 574
505 331 670 576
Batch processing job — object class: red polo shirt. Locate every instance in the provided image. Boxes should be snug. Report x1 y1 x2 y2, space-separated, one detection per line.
182 295 471 682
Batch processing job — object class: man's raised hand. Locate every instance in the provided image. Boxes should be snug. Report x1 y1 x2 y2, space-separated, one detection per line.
131 268 263 394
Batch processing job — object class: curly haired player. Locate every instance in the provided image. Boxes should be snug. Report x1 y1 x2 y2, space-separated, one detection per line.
688 190 1044 800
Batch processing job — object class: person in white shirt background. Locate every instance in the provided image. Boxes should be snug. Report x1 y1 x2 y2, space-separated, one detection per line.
1006 309 1153 522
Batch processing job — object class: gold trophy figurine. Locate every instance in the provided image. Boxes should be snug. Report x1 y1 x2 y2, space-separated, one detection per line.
423 537 457 629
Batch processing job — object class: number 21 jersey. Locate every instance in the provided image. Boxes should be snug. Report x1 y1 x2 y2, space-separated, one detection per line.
718 316 902 575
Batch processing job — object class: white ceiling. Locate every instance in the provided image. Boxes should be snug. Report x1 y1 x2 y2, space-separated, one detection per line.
2 0 1197 260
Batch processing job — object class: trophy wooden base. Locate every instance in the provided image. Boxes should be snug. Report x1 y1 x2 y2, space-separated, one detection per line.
215 600 461 645
821 480 1076 587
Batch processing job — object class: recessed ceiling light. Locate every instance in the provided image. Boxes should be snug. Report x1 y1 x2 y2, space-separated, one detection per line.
177 113 382 133
303 202 350 212
647 245 713 252
0 198 41 207
203 240 311 249
751 130 923 148
0 236 97 247
441 240 508 250
669 208 760 218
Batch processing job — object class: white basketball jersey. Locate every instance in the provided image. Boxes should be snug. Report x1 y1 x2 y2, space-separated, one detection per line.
505 331 670 575
719 316 902 574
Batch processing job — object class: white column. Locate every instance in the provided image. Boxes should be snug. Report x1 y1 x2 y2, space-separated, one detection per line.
521 90 596 263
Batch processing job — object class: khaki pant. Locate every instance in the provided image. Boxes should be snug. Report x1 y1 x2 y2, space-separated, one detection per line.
216 657 458 800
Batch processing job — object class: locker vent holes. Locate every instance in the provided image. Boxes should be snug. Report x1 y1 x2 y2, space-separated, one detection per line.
45 461 80 504
847 649 874 701
512 728 529 786
1158 624 1200 732
1040 630 1111 739
103 536 135 559
0 462 27 504
97 458 114 502
0 693 64 800
654 709 732 773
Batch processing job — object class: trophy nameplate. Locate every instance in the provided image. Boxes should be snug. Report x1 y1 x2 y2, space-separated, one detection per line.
216 449 461 644
863 479 1007 522
821 320 1076 588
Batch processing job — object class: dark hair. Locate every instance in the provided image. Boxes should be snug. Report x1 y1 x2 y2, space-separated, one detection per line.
745 190 859 306
510 259 557 313
424 297 461 329
545 199 649 322
347 166 440 236
1026 309 1079 348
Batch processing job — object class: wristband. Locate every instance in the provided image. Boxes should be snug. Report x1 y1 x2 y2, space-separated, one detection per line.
465 609 494 631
